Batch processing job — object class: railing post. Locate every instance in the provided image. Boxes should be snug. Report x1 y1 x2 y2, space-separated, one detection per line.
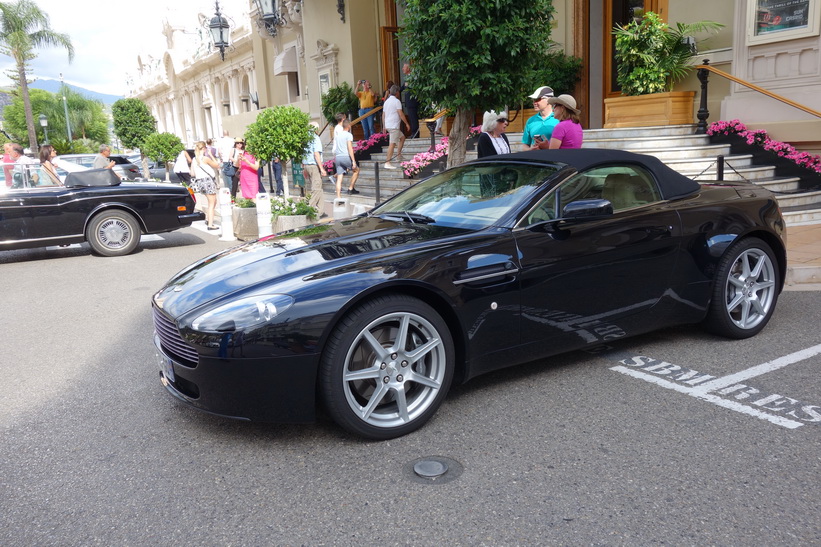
427 120 437 152
374 161 381 204
717 154 725 181
696 59 711 135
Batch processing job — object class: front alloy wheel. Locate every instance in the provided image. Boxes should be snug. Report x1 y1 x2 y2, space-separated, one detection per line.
704 237 779 339
321 295 454 439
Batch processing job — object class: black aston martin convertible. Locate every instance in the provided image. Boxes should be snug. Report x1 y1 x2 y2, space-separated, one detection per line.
152 149 786 439
1 168 204 256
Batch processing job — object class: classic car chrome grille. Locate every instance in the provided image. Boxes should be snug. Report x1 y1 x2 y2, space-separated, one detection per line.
153 307 199 365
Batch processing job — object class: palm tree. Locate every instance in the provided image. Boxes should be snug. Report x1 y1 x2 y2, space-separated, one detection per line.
0 0 73 154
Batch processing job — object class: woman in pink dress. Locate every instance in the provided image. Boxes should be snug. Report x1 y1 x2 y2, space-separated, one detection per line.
235 139 260 199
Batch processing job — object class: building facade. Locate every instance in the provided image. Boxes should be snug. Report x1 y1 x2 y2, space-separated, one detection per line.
129 0 820 153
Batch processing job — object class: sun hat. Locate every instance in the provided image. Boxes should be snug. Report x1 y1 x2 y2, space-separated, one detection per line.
528 86 554 100
548 94 580 114
234 137 245 144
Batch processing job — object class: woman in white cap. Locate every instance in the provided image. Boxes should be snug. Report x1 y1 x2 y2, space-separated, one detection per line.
547 94 583 149
477 110 511 158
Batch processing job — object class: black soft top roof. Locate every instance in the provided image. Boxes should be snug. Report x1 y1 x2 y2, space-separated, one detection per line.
473 149 701 200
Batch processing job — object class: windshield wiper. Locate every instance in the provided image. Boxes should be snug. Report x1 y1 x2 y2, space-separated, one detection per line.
378 211 436 224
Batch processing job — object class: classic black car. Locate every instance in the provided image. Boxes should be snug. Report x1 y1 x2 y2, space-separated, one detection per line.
1 167 205 256
152 149 786 439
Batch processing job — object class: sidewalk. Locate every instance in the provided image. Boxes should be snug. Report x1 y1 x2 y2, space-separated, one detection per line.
786 223 821 287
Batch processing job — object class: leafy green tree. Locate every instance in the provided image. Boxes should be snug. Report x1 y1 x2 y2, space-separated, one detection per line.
141 132 184 182
0 0 74 154
112 98 156 150
3 86 109 145
401 0 555 167
112 98 157 178
245 106 312 165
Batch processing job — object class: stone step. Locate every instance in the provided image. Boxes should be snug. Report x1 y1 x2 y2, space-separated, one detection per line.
583 124 698 140
584 134 712 150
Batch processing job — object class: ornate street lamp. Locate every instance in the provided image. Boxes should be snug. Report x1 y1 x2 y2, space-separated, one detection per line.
208 1 231 61
252 0 285 37
38 113 49 145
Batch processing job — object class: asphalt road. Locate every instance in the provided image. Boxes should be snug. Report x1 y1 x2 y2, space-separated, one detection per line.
2 227 820 545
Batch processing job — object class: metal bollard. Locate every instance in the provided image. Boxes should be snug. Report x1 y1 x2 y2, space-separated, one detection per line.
256 192 273 237
218 188 236 241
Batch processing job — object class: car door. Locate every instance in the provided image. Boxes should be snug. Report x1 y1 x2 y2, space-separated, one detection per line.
512 165 682 356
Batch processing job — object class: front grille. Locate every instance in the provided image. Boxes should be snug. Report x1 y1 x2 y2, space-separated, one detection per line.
153 306 199 366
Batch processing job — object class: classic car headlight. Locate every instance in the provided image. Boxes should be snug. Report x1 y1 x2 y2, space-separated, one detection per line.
191 294 295 332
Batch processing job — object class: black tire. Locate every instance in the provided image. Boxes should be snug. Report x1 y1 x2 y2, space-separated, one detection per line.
703 237 779 339
320 295 455 440
86 210 141 257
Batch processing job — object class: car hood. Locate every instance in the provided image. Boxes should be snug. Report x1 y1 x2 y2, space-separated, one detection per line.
154 216 472 317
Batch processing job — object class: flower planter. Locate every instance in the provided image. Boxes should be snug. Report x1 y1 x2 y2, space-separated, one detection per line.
274 215 309 233
406 157 447 179
603 91 695 129
710 133 821 188
233 206 259 241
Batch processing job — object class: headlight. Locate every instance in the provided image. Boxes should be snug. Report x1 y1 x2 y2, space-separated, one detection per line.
191 294 295 332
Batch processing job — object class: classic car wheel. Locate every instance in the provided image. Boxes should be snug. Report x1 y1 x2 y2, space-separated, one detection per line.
704 237 779 339
86 210 141 257
320 295 454 439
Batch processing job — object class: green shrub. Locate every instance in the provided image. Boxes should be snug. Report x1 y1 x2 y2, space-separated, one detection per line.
320 82 359 126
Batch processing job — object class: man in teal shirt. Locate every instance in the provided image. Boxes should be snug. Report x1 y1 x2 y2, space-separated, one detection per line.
522 86 559 150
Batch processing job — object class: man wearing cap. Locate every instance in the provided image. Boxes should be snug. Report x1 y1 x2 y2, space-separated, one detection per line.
522 86 559 150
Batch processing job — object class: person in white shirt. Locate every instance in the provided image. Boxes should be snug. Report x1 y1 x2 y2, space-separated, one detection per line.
332 119 359 197
217 130 236 188
382 85 409 170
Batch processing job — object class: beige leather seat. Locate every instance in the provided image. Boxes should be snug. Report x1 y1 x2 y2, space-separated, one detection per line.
601 173 637 210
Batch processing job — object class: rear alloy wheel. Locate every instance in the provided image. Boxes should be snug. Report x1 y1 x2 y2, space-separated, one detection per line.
704 237 779 339
320 295 454 440
86 210 141 257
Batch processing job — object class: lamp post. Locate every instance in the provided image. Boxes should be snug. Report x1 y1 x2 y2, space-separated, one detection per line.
60 73 72 142
38 114 49 145
208 1 231 61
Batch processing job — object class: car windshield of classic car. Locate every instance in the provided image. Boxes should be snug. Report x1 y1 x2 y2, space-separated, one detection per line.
1 161 61 190
370 163 559 229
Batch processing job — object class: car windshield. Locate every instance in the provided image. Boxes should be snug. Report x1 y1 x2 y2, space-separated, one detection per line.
370 163 558 229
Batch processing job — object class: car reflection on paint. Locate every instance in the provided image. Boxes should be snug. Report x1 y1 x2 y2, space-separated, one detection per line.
152 149 786 439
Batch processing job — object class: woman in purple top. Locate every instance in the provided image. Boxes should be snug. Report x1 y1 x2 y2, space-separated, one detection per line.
548 94 583 149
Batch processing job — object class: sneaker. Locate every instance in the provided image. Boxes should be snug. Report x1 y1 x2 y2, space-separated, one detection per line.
348 188 360 195
384 163 397 170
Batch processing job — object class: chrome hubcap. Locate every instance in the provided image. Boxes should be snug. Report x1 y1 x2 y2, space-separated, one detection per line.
98 218 131 249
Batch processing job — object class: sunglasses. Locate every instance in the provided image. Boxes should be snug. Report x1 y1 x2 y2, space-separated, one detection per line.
497 118 508 123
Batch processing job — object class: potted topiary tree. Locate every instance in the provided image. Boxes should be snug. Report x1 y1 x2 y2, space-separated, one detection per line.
141 132 184 183
244 106 314 233
605 12 723 128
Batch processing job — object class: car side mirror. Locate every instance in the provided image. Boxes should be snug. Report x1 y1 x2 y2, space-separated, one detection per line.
562 199 614 221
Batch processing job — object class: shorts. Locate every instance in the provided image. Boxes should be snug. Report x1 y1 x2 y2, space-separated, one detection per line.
335 155 353 175
388 128 403 145
192 176 217 195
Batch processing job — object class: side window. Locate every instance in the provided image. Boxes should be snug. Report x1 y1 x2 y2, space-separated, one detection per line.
523 164 662 225
599 165 661 211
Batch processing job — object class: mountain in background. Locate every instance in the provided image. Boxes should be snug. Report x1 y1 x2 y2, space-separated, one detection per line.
29 79 123 105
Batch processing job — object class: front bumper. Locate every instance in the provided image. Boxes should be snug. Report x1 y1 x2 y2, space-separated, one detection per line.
154 334 319 422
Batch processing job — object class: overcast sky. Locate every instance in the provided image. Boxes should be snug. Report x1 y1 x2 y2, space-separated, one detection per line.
0 0 239 97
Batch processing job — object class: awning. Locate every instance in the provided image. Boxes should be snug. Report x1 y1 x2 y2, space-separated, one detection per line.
273 47 297 75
